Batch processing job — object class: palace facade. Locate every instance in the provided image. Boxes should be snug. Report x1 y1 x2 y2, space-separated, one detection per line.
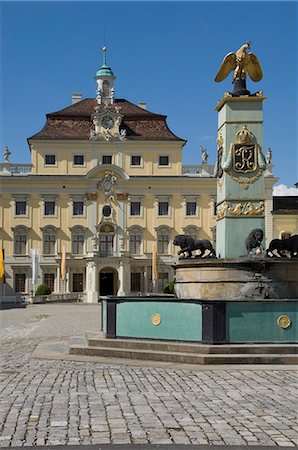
0 50 285 301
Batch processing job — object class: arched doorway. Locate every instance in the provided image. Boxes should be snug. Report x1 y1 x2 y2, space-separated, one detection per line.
99 267 118 296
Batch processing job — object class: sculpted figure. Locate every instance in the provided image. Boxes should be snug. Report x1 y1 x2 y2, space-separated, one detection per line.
215 42 263 84
266 148 272 165
173 234 216 259
245 228 264 255
267 235 298 258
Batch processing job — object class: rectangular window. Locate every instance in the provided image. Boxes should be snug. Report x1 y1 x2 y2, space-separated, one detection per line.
73 273 83 292
130 235 141 255
131 273 141 292
44 201 55 216
131 155 141 166
130 201 141 216
73 201 84 216
100 235 113 257
158 201 169 216
43 235 55 255
15 273 26 293
102 155 112 165
159 155 169 166
45 155 56 165
186 201 197 216
44 273 55 292
15 235 27 255
73 155 84 166
15 201 27 216
72 235 84 254
158 272 169 292
158 235 169 255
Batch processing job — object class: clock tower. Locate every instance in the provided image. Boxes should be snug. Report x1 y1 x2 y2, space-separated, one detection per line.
95 47 116 105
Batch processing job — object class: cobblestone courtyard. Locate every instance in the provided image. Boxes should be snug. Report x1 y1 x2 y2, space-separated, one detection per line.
0 304 297 447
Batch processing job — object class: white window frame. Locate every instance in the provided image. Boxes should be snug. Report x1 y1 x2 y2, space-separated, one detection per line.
130 154 143 168
14 200 28 217
158 154 171 167
43 227 57 256
42 196 58 218
44 154 57 167
156 197 171 218
102 154 113 165
157 227 170 255
72 227 85 255
14 226 28 255
72 154 86 167
72 200 85 217
129 227 143 255
184 196 199 218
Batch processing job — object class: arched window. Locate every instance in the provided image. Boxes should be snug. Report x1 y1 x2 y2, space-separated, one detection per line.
43 227 56 255
72 228 84 255
157 227 170 255
102 80 110 98
129 228 142 255
99 224 114 257
14 227 27 255
184 226 199 240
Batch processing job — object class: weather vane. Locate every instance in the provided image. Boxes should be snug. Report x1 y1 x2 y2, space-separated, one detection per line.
215 42 263 96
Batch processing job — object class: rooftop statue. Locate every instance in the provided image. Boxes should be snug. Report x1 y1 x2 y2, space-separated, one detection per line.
215 42 263 95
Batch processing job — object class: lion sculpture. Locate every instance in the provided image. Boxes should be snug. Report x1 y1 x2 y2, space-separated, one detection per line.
267 235 298 258
245 228 264 255
173 234 216 259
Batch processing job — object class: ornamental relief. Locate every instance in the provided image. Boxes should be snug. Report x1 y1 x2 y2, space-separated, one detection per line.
217 200 265 220
218 125 266 189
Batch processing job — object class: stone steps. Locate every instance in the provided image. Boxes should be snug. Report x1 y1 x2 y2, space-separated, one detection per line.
69 339 298 365
88 338 298 354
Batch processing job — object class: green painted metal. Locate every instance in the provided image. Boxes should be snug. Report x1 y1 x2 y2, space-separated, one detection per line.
96 64 114 77
116 300 202 341
227 302 298 343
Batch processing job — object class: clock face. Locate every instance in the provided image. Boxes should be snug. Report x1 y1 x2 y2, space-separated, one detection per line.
102 116 114 129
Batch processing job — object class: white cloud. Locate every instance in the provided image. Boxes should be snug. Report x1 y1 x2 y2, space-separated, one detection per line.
273 184 298 196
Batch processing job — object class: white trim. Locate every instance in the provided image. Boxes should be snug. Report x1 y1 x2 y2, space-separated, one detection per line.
158 154 171 168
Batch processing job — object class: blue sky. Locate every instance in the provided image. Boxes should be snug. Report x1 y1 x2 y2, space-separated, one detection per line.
1 1 297 187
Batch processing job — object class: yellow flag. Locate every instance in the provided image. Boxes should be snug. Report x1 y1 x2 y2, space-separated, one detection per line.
0 249 5 284
61 246 66 281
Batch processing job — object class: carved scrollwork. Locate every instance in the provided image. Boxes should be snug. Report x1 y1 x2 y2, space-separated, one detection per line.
217 200 265 220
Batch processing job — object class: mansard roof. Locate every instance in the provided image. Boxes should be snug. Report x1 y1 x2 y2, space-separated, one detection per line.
28 99 185 142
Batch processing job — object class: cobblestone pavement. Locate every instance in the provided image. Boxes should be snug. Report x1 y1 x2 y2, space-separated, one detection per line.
0 304 297 447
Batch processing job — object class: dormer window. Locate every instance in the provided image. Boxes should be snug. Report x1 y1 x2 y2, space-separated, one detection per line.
159 155 169 166
73 155 84 166
45 155 56 165
102 155 112 165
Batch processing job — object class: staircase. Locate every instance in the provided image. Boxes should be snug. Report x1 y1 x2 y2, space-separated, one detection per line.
69 338 298 365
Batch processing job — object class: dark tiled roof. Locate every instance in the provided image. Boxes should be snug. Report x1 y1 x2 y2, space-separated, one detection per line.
272 196 298 214
28 99 185 142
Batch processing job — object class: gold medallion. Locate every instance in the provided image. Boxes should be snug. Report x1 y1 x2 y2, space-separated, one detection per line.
277 315 291 329
151 313 161 326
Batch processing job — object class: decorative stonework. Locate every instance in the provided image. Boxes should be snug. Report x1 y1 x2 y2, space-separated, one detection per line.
99 172 117 201
221 126 266 189
217 200 265 220
90 106 126 142
86 192 98 200
116 193 129 201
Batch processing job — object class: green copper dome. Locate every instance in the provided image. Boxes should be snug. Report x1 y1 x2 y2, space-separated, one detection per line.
96 64 114 77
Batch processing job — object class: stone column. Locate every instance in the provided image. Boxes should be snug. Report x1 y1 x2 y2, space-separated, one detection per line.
117 260 126 296
86 261 97 303
215 96 266 258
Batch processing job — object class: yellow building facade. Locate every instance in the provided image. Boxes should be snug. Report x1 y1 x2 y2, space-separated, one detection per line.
0 51 280 301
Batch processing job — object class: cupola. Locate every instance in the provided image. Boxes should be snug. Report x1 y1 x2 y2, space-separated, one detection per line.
95 47 116 105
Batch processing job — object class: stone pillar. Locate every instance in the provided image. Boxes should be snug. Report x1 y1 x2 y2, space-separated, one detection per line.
215 96 267 258
117 260 125 296
86 261 97 303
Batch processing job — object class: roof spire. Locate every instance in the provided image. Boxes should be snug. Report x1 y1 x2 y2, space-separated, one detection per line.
102 46 107 65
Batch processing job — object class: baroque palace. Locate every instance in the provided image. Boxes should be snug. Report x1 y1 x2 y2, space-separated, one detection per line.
1 49 294 302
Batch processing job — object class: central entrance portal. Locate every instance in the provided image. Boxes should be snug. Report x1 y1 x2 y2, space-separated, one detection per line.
99 268 117 296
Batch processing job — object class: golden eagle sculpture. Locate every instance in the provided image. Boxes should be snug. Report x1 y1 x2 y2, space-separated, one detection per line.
215 42 263 85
